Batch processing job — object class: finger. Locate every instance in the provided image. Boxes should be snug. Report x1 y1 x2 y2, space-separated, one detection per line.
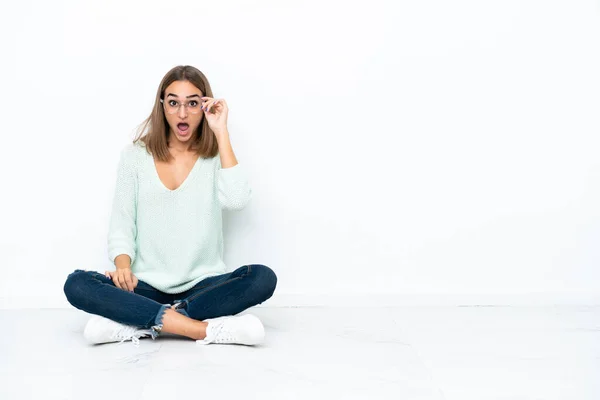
125 274 134 292
112 275 120 289
200 96 212 109
116 275 125 290
205 99 216 113
215 99 226 113
210 99 220 113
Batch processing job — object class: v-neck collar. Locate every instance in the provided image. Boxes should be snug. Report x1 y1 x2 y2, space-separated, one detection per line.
151 153 201 193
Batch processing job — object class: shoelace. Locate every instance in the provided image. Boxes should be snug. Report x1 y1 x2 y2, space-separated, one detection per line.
114 326 150 346
210 321 236 344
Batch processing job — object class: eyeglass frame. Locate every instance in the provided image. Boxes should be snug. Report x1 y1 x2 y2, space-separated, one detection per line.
159 98 203 114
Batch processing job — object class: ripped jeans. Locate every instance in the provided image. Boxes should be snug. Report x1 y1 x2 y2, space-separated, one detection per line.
63 264 277 339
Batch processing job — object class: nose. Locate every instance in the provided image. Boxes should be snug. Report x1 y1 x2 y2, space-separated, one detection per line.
178 104 188 118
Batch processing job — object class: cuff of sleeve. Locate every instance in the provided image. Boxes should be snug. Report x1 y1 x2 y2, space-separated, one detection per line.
217 163 252 210
108 248 136 267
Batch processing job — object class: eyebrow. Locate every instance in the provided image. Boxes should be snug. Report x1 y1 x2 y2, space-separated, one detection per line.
166 93 201 99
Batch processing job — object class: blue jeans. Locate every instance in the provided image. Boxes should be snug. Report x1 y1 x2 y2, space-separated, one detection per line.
63 264 277 338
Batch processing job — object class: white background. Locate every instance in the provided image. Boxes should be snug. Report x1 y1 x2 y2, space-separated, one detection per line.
0 0 598 307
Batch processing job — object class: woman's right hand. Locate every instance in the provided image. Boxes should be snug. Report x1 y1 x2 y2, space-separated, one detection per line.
105 268 138 292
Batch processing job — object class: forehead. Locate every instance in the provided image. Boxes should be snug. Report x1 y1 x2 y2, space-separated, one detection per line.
164 80 203 97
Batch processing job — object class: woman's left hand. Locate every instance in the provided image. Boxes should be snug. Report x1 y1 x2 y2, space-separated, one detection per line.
201 97 229 138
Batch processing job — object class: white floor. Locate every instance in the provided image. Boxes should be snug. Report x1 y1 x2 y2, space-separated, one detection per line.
0 306 598 400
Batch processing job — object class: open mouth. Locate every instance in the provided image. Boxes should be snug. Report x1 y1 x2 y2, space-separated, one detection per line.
177 123 190 135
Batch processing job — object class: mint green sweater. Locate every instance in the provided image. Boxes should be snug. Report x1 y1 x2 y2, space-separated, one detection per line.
107 141 252 293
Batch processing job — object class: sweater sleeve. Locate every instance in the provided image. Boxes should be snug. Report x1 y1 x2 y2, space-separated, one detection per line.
216 157 253 210
107 146 138 265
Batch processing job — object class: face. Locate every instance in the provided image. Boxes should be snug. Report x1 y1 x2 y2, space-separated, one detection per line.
162 80 204 146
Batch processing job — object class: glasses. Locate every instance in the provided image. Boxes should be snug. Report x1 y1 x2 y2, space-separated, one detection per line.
160 98 202 114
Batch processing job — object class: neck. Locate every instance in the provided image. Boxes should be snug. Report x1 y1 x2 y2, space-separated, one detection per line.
168 131 196 153
168 142 190 153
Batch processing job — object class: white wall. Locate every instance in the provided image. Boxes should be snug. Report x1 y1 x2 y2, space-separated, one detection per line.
0 0 598 308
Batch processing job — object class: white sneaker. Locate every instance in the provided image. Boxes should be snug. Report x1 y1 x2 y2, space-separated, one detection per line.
83 315 152 346
197 314 265 345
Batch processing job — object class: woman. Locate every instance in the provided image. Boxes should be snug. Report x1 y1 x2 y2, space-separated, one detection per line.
63 65 277 346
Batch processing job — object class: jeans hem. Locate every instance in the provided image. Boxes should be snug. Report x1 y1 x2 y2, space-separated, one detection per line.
151 304 170 339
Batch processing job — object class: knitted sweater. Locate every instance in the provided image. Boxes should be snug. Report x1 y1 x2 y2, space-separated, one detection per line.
107 141 252 293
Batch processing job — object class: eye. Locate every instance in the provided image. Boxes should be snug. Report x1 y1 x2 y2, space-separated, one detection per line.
189 100 198 107
168 100 179 107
